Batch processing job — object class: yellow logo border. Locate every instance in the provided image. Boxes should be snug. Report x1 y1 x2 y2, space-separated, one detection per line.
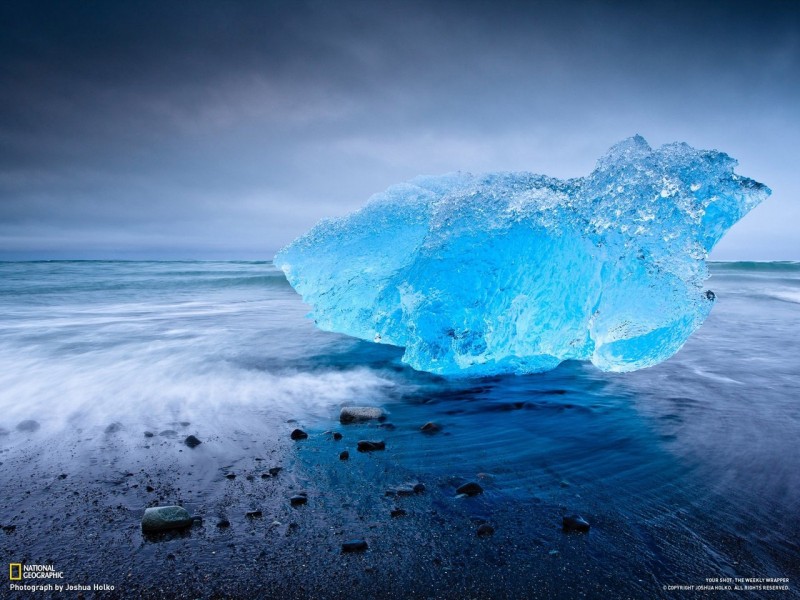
9 563 22 581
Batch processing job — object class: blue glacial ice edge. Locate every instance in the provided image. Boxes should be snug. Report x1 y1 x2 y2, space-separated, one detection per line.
275 136 770 376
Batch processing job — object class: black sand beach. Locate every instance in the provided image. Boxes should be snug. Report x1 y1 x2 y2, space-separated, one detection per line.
2 402 798 599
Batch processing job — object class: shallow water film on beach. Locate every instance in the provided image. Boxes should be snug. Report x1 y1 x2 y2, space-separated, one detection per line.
0 261 798 597
276 137 770 376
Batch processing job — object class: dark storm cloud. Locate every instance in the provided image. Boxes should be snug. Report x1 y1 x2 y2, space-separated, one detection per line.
0 0 798 259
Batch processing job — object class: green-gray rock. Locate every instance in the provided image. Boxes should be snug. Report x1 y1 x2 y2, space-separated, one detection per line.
340 407 385 423
141 506 193 532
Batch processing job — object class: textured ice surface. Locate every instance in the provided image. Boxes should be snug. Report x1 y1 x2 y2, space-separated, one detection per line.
275 137 770 375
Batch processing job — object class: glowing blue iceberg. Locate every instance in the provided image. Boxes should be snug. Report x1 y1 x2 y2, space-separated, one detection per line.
275 136 769 375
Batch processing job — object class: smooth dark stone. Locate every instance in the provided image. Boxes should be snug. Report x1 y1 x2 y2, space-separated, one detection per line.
456 482 484 496
477 523 495 537
339 450 350 460
562 515 590 533
290 495 308 506
268 467 282 476
16 420 40 432
332 432 343 441
413 483 426 494
3 525 17 533
184 435 202 448
340 407 385 424
146 485 155 492
216 519 231 528
390 508 407 518
290 428 308 440
58 473 68 480
141 506 193 532
420 422 441 434
357 440 385 452
245 510 263 519
143 431 154 438
225 473 236 480
342 539 368 553
261 473 270 479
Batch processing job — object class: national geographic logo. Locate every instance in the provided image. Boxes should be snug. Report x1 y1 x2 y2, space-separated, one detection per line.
8 563 115 593
8 563 64 580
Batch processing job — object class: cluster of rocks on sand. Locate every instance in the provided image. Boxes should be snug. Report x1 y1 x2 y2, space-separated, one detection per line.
138 405 591 549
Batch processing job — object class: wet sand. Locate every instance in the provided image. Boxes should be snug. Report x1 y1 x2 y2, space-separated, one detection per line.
2 398 798 600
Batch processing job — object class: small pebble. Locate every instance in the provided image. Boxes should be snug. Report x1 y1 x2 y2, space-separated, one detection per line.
357 440 385 452
290 495 308 507
332 432 343 441
184 435 202 448
456 482 484 496
217 519 230 528
339 451 350 460
342 539 368 553
290 429 308 440
420 422 441 434
225 473 236 480
390 508 407 518
477 523 495 537
246 510 263 519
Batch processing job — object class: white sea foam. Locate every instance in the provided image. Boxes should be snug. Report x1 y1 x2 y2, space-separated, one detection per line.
0 262 402 434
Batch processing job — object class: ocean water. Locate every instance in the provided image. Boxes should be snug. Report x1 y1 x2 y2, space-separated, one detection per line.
0 260 798 595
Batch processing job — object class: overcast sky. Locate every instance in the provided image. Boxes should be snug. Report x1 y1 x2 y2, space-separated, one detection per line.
1 0 797 260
